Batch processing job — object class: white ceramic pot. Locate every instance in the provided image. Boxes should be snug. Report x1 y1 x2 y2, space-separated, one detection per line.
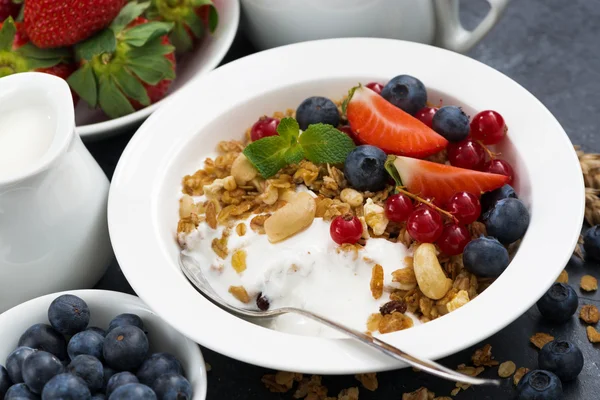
0 73 112 313
240 0 511 53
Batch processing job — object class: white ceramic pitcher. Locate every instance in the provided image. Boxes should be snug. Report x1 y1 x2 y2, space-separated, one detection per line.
0 73 112 313
240 0 511 53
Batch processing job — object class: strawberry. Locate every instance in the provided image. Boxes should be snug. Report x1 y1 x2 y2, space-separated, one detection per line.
146 0 218 53
391 155 509 204
0 0 21 22
23 0 126 49
67 3 176 119
344 85 448 158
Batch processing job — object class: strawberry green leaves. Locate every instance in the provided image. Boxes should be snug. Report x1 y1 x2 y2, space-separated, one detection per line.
74 30 116 62
110 1 151 32
67 65 98 106
122 21 174 47
0 17 16 51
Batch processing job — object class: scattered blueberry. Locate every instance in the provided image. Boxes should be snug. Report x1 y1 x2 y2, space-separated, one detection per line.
462 236 509 277
583 225 600 262
515 370 562 400
106 372 138 398
536 283 578 323
68 330 104 360
539 340 584 382
431 106 470 142
0 365 11 398
102 366 117 392
21 351 64 394
107 314 145 334
68 355 103 392
480 184 517 213
152 373 192 400
343 145 387 192
18 324 67 360
42 373 91 400
483 198 530 244
136 353 183 386
5 383 39 400
108 383 156 400
87 327 106 337
295 96 340 130
47 295 90 336
6 346 36 383
380 75 427 115
103 326 149 371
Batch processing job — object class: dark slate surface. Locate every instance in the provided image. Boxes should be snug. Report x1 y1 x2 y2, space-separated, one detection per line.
89 0 600 398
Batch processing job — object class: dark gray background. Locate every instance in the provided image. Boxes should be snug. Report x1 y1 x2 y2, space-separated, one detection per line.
88 0 600 398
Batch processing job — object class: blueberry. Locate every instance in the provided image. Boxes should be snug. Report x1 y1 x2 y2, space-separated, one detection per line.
152 373 192 400
68 355 103 392
463 236 509 277
343 145 387 192
295 96 340 130
47 295 90 336
536 283 578 323
18 324 67 360
136 353 183 386
103 326 148 371
515 370 562 400
68 331 104 360
21 351 63 394
483 198 530 244
106 372 139 398
538 340 584 382
480 184 517 213
431 106 470 142
91 395 106 400
108 383 156 400
6 346 36 383
41 373 91 400
0 365 11 398
380 75 427 115
5 383 39 400
107 314 145 334
87 327 106 337
102 366 117 392
583 225 600 262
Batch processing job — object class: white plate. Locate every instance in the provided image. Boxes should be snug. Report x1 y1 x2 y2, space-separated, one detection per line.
75 0 240 141
108 38 585 374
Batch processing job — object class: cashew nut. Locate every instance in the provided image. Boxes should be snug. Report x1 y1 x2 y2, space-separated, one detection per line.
413 243 453 300
231 153 258 185
264 192 316 242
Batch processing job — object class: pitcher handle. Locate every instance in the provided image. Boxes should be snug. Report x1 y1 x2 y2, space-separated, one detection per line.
433 0 511 53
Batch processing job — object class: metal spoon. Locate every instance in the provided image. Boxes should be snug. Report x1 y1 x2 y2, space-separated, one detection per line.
179 252 500 386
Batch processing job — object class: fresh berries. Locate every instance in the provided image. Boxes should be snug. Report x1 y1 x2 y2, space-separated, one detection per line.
483 198 530 244
470 110 507 145
295 96 340 130
515 370 562 400
6 347 36 383
106 372 139 397
365 82 383 94
536 283 578 323
437 224 470 256
152 373 192 400
463 236 509 277
343 145 388 192
407 208 444 243
48 294 90 336
431 106 470 142
136 353 183 386
250 117 280 141
380 74 427 115
414 107 437 128
68 355 104 392
445 192 481 225
103 326 149 371
21 350 64 394
385 194 414 223
18 324 67 360
5 383 37 399
447 138 486 170
42 373 91 399
538 340 584 382
107 313 145 333
480 184 517 213
110 383 157 400
346 85 448 157
484 159 514 184
583 225 600 261
0 366 10 398
68 330 104 360
330 214 363 245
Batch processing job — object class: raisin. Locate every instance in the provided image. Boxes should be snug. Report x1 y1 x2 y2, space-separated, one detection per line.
379 300 407 315
256 293 270 311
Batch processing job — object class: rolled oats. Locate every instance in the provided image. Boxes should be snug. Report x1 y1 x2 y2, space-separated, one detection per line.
205 200 218 229
513 367 530 386
250 214 270 234
580 304 600 324
580 275 598 291
231 249 247 274
556 269 569 283
530 332 554 349
236 223 247 236
587 326 600 343
366 313 382 333
471 344 498 367
355 373 378 391
392 266 418 290
446 290 470 313
498 361 516 378
378 311 413 334
370 264 384 300
228 286 250 303
340 188 364 207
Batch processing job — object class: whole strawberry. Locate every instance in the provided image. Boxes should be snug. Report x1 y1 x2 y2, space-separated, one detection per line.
0 0 21 22
24 0 126 49
68 2 176 119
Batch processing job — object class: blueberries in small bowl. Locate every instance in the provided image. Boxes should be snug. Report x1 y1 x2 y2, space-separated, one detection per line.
344 145 388 192
18 324 67 361
381 74 427 115
152 373 192 400
538 340 584 382
103 326 149 371
106 372 139 398
296 96 340 130
21 350 64 394
515 370 562 400
109 383 157 400
463 236 509 277
0 365 11 398
483 197 530 244
5 383 38 400
6 346 36 383
431 106 470 142
107 314 145 334
480 184 518 213
42 373 91 400
136 353 183 386
68 330 105 360
583 225 600 262
536 283 578 323
87 327 106 337
68 355 104 392
48 294 90 336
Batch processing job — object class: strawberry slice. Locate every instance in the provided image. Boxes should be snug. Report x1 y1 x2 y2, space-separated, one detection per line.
345 85 448 158
392 155 509 203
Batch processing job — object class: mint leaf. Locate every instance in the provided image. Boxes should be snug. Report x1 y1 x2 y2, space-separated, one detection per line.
113 68 150 106
110 1 150 32
123 21 174 47
98 75 135 119
243 136 291 178
284 145 304 165
0 17 16 52
277 117 300 143
67 64 98 107
384 155 402 189
341 84 360 116
298 124 355 164
75 29 116 61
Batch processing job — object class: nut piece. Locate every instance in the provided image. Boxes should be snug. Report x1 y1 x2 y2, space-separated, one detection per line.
513 367 530 386
231 153 258 185
341 188 364 207
446 290 470 313
370 264 384 299
364 198 389 236
580 304 600 324
231 249 247 274
530 332 554 349
228 286 250 303
264 192 316 243
413 243 453 300
587 326 600 343
391 266 418 290
498 361 516 378
580 275 598 291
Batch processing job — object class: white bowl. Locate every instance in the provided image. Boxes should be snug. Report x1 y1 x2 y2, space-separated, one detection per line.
0 290 207 399
108 38 585 374
75 0 240 141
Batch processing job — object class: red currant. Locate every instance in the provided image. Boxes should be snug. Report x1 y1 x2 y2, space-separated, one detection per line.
446 191 481 224
250 116 280 141
338 125 361 145
366 82 384 95
447 138 486 170
437 224 471 256
407 208 444 243
330 214 363 244
415 107 438 128
470 110 506 145
484 159 514 184
385 194 414 222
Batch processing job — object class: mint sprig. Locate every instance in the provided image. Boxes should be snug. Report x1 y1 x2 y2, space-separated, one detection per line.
243 117 356 178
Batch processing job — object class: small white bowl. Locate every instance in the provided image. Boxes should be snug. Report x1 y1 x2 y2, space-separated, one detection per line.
108 38 584 374
75 0 239 141
0 290 207 399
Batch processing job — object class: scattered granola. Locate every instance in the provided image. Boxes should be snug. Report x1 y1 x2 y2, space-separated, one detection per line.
498 361 517 378
580 275 598 291
586 326 600 343
555 269 569 284
530 332 554 349
262 371 302 393
378 311 413 334
337 387 359 400
402 387 435 400
513 367 530 386
580 304 600 324
354 373 378 391
370 264 384 300
471 344 499 367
